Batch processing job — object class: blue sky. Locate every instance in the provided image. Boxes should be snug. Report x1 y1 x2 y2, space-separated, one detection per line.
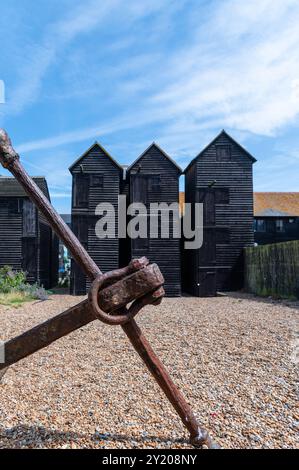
0 0 299 213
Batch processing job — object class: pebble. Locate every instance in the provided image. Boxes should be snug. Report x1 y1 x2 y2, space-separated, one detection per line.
0 293 298 449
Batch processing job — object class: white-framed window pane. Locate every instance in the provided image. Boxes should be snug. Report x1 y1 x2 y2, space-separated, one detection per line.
276 219 284 232
256 219 266 232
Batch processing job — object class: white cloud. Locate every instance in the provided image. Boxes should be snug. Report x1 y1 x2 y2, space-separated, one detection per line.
147 0 299 136
12 0 299 160
16 116 142 153
4 0 167 116
4 0 123 115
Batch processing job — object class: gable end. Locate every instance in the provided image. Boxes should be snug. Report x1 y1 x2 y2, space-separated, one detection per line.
128 143 182 174
69 142 123 173
184 130 257 174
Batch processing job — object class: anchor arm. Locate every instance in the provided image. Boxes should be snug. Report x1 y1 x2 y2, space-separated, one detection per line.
0 260 164 370
0 300 94 371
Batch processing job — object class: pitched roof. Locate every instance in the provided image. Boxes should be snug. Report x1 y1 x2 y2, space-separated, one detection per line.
254 193 299 217
184 130 257 173
69 142 123 172
0 176 50 201
127 142 182 173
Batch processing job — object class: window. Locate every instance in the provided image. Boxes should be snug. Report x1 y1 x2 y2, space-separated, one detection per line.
90 175 104 188
276 219 285 233
8 198 22 215
149 175 161 191
255 219 266 232
215 188 229 204
74 174 89 208
216 145 231 162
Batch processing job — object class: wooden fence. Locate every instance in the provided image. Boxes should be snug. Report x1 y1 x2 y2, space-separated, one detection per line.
244 240 299 299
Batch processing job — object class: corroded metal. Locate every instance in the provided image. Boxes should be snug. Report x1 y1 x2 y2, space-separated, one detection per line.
0 300 93 370
0 129 19 168
92 263 165 315
0 129 219 449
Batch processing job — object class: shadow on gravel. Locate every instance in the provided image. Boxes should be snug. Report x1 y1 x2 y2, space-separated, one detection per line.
0 424 189 448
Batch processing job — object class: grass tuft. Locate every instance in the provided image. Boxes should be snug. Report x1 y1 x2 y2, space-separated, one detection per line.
0 291 35 308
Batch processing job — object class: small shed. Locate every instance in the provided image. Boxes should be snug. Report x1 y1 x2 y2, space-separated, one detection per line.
126 143 182 296
183 130 256 296
254 192 299 245
69 142 123 295
0 176 58 288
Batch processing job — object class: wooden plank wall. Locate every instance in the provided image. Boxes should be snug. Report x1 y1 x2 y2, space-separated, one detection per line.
0 197 23 271
245 240 299 299
0 195 57 288
70 145 121 295
128 145 181 296
184 132 255 293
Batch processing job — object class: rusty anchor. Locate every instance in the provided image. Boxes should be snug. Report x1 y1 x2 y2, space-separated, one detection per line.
0 129 219 449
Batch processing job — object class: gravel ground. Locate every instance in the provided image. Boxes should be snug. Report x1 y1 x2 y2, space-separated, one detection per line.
0 293 298 449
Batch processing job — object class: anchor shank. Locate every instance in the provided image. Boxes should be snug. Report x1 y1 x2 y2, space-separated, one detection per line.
122 320 201 439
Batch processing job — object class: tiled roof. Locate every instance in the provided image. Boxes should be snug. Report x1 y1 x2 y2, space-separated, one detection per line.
179 192 299 217
254 193 299 217
179 192 185 215
0 177 50 200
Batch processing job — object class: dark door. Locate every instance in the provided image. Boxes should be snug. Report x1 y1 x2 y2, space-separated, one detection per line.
74 174 89 208
197 189 215 225
39 223 51 288
71 216 88 294
22 237 37 282
198 227 216 265
131 174 148 205
196 189 216 296
198 269 216 297
51 233 59 288
22 199 36 236
130 175 149 255
22 199 37 283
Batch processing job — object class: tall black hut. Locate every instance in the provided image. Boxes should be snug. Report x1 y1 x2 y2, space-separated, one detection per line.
69 142 123 295
126 143 182 296
183 130 256 296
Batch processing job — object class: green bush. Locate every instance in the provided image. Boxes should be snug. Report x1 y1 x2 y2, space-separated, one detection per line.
0 266 48 300
0 266 26 293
